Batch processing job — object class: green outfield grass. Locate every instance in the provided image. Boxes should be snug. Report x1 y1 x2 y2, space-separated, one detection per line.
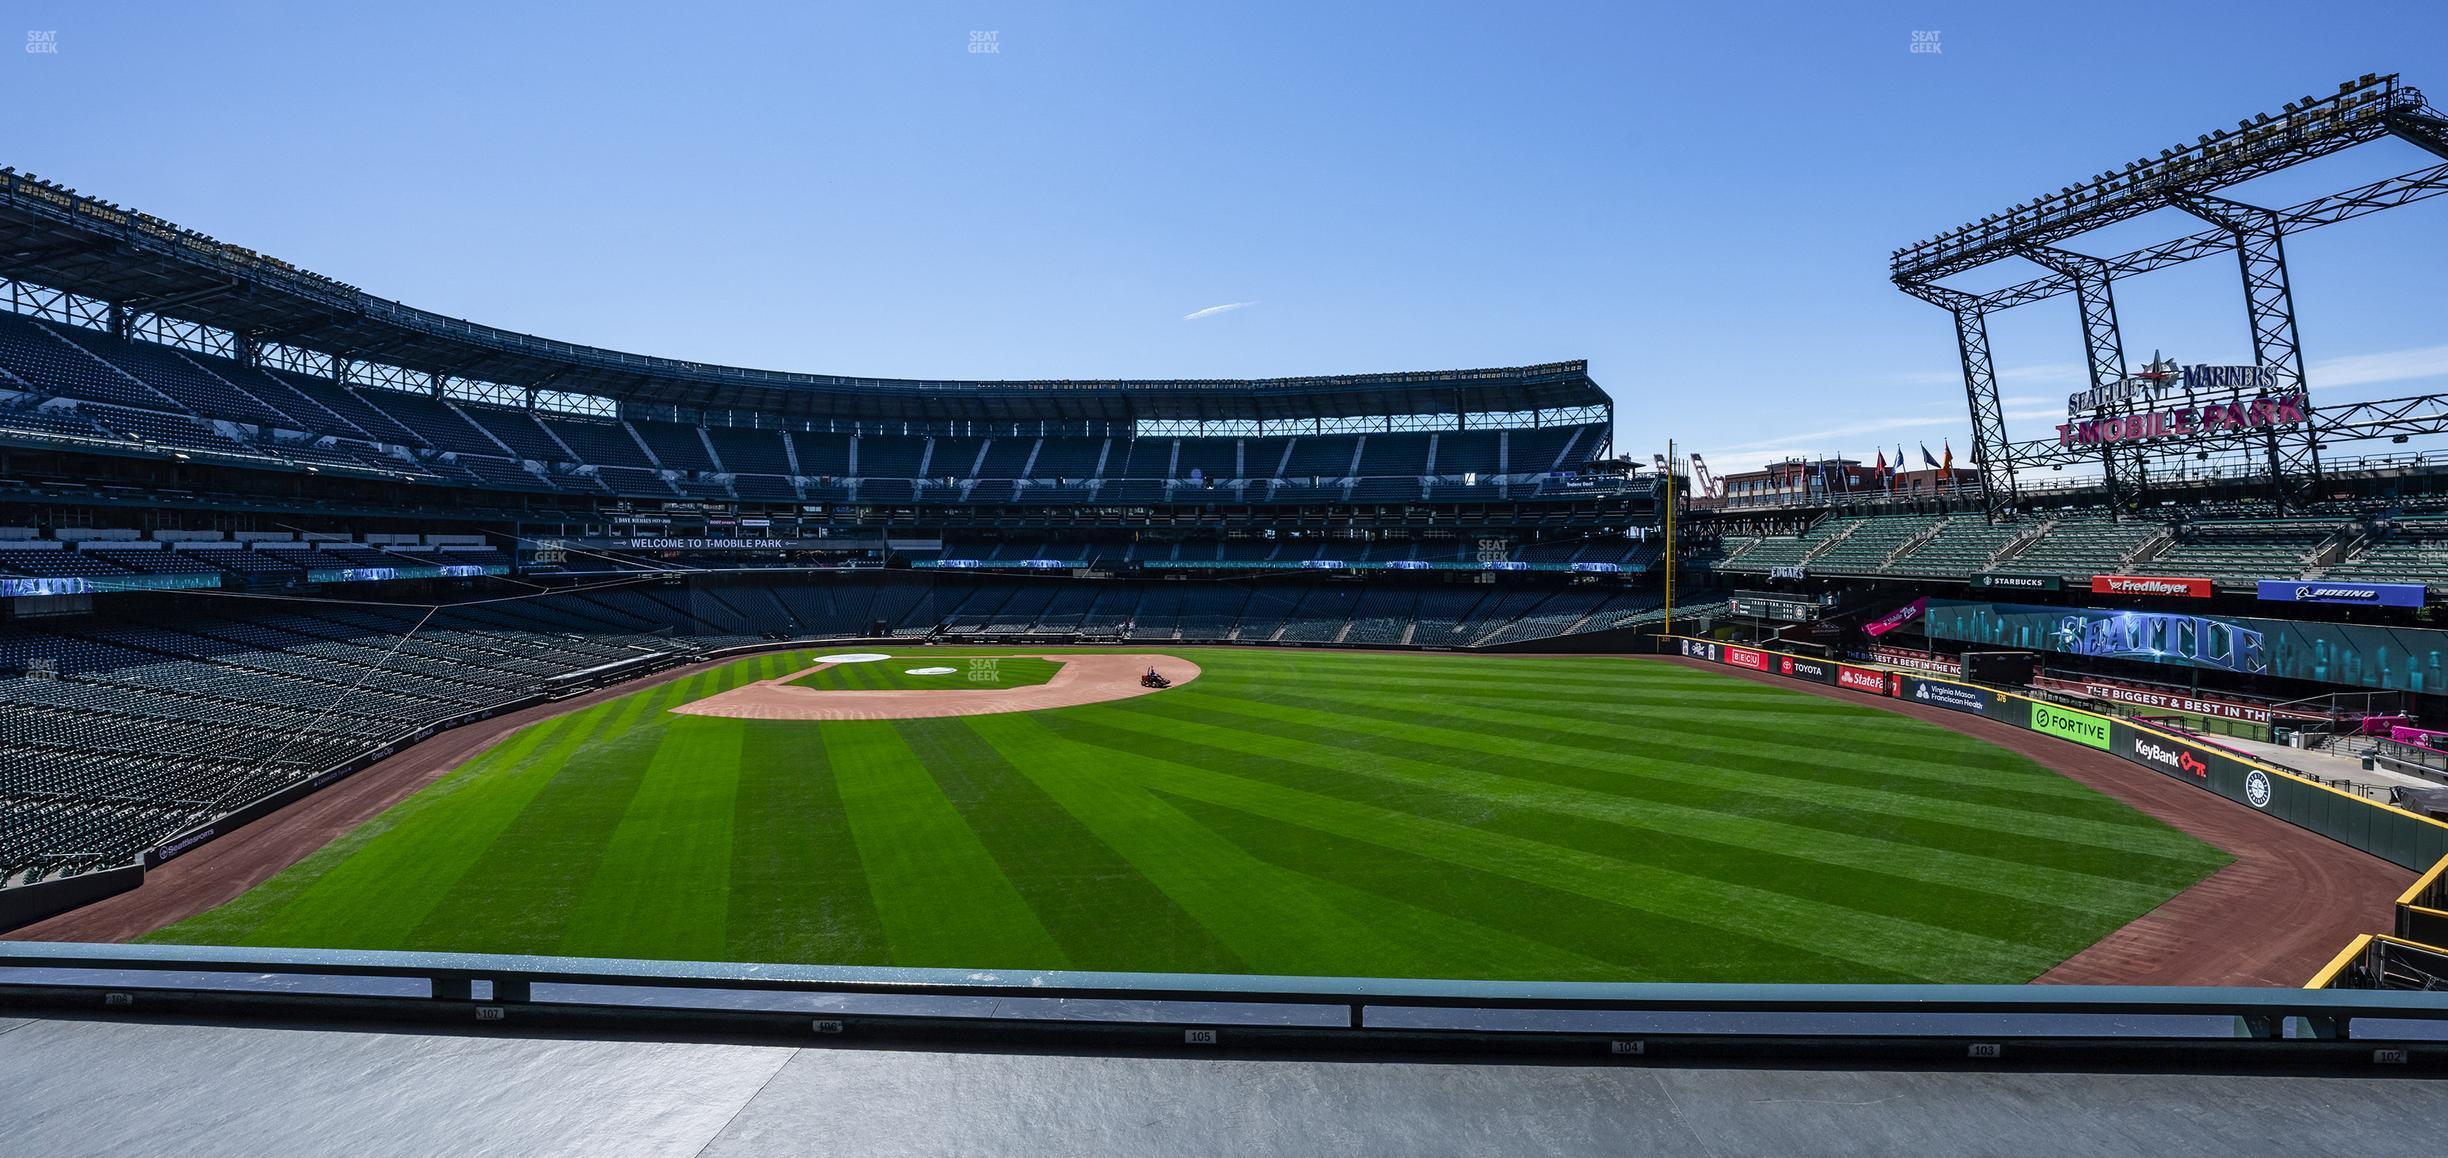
788 655 1061 692
148 648 2229 983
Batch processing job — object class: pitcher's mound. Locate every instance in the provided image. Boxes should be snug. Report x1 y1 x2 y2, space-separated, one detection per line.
670 653 1202 721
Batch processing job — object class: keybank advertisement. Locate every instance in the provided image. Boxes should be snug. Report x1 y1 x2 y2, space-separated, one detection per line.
1924 599 2448 695
2110 724 2273 812
2028 702 2113 749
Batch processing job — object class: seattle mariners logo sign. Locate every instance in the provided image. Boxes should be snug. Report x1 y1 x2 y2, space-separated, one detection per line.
2244 769 2273 809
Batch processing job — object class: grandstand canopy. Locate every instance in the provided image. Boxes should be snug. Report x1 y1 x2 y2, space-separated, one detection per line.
0 172 1606 425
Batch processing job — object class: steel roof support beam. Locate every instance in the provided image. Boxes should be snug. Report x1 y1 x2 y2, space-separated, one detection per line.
2170 192 2321 512
2391 111 2448 161
2016 244 2148 515
1899 281 2016 521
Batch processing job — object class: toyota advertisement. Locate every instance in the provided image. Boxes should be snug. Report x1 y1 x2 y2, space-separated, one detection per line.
1777 655 1835 684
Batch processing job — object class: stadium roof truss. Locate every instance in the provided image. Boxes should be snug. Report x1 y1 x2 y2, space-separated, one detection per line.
0 172 1609 431
1893 73 2448 519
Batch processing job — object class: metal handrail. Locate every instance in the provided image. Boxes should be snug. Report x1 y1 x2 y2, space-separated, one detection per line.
1 940 2444 1038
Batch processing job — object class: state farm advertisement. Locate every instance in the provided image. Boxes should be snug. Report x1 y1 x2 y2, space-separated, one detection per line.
2090 575 2213 599
1835 665 1890 694
1721 645 1771 672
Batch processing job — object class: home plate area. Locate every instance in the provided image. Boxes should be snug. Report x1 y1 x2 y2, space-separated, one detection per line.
667 653 1202 720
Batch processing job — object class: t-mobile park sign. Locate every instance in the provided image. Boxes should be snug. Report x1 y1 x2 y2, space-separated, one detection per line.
2056 392 2309 447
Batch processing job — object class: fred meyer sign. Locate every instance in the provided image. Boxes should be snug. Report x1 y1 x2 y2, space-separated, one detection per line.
2254 580 2424 609
2028 702 2113 750
2091 575 2213 599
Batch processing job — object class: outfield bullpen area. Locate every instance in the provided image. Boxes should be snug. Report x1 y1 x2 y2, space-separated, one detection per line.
94 648 2255 985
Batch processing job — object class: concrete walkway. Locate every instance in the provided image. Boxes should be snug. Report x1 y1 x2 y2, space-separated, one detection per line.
2210 735 2440 797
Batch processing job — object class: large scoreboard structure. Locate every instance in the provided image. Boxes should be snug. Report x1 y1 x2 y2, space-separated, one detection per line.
1892 73 2448 518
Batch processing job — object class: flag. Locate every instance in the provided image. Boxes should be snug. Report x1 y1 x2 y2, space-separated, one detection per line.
1920 443 1940 470
1872 449 1887 485
1895 445 1907 490
1940 440 1953 476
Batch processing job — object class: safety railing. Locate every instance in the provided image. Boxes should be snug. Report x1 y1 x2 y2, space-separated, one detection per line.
2 941 2445 1061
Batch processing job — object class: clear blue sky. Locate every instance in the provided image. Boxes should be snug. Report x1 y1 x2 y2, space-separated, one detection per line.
2 1 2442 473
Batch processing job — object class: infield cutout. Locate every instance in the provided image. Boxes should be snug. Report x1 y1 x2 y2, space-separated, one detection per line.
813 652 892 664
671 653 1200 721
905 666 959 675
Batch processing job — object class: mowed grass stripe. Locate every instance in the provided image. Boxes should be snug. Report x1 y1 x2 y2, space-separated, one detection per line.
1428 690 2128 805
1155 791 1923 983
170 677 674 949
143 708 591 947
1206 682 2146 820
395 670 723 953
557 719 747 960
725 721 890 965
978 713 1622 980
1065 701 2182 915
892 717 1247 974
1039 719 2059 979
825 724 1067 968
1162 688 2208 862
1125 689 2211 886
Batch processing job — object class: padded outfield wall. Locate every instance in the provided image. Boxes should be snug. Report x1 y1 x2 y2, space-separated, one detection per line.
1663 637 2448 873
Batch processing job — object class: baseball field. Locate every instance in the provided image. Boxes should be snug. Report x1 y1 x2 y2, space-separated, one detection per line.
145 648 2229 983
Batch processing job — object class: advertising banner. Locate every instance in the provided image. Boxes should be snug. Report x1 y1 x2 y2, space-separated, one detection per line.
1866 644 1961 675
1835 665 1890 694
2120 728 2214 782
1898 676 2003 719
1679 638 1720 663
2091 575 2213 599
2031 676 2279 725
1721 645 1771 672
1925 598 2448 694
1861 597 1928 639
2254 580 2425 609
1972 573 2062 593
2028 701 2114 750
1777 654 1836 684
